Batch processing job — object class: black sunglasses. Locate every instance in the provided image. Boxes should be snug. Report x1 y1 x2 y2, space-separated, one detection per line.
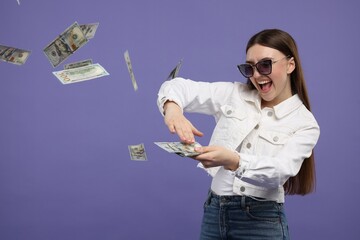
237 55 290 78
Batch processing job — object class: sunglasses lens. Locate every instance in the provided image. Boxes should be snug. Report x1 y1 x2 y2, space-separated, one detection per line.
238 64 253 78
257 60 272 75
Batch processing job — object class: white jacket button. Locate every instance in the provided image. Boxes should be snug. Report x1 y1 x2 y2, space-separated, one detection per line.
240 186 246 192
226 110 232 115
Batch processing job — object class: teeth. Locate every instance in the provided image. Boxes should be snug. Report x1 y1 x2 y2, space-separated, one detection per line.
258 80 271 85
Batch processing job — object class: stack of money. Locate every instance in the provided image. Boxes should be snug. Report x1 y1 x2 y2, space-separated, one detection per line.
0 44 31 65
154 141 202 157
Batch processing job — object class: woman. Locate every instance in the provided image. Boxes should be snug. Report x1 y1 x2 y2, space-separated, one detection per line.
157 29 320 239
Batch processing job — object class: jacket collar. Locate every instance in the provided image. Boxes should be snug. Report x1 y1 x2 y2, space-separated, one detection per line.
242 89 303 118
273 94 303 118
241 88 262 110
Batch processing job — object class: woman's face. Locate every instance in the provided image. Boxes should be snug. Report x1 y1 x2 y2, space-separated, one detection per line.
246 44 295 108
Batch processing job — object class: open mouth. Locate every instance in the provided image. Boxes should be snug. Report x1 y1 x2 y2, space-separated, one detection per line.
258 80 272 92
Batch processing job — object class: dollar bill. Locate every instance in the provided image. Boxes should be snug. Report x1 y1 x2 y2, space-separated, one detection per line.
167 59 183 80
128 143 147 161
154 141 202 157
80 23 99 39
64 59 93 69
62 22 88 52
43 38 72 68
0 44 31 65
52 63 109 84
43 22 88 68
124 50 138 91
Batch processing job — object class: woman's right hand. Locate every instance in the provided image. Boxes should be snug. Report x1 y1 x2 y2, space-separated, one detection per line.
163 101 203 144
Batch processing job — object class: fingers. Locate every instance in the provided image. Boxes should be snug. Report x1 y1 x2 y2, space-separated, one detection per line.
194 146 214 160
194 146 213 154
166 120 194 143
199 160 213 169
193 146 222 167
164 106 203 143
178 123 204 143
175 125 195 143
167 123 176 134
193 146 239 170
166 120 202 144
192 126 204 137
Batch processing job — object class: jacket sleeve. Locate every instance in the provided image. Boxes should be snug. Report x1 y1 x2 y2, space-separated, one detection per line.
157 77 234 116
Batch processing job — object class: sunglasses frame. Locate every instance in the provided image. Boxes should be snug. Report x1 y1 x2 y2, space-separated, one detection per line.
237 55 290 78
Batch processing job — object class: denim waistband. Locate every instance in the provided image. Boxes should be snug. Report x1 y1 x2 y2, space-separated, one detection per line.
206 190 276 209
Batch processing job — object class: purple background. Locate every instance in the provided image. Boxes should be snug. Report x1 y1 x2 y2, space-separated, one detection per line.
1 0 359 239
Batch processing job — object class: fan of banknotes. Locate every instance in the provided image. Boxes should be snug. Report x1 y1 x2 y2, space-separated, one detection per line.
154 141 202 157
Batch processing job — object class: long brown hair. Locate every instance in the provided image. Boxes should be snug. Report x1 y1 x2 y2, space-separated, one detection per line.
246 29 316 195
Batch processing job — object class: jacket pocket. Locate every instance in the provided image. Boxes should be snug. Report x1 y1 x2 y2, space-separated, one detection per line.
220 105 247 120
257 130 292 157
259 131 291 145
210 105 248 148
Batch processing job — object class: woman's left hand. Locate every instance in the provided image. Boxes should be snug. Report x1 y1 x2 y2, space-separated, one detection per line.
193 146 240 171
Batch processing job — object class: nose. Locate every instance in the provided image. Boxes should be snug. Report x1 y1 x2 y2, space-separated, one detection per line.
251 66 262 78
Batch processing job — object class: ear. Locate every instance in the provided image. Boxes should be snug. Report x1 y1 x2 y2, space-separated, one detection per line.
287 57 296 74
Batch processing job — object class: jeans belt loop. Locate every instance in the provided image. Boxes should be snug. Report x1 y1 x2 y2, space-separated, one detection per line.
241 196 246 209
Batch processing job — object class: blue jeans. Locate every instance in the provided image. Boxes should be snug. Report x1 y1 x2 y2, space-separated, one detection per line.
200 191 290 240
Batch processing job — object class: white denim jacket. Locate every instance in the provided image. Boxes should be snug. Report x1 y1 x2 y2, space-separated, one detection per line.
157 78 320 203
